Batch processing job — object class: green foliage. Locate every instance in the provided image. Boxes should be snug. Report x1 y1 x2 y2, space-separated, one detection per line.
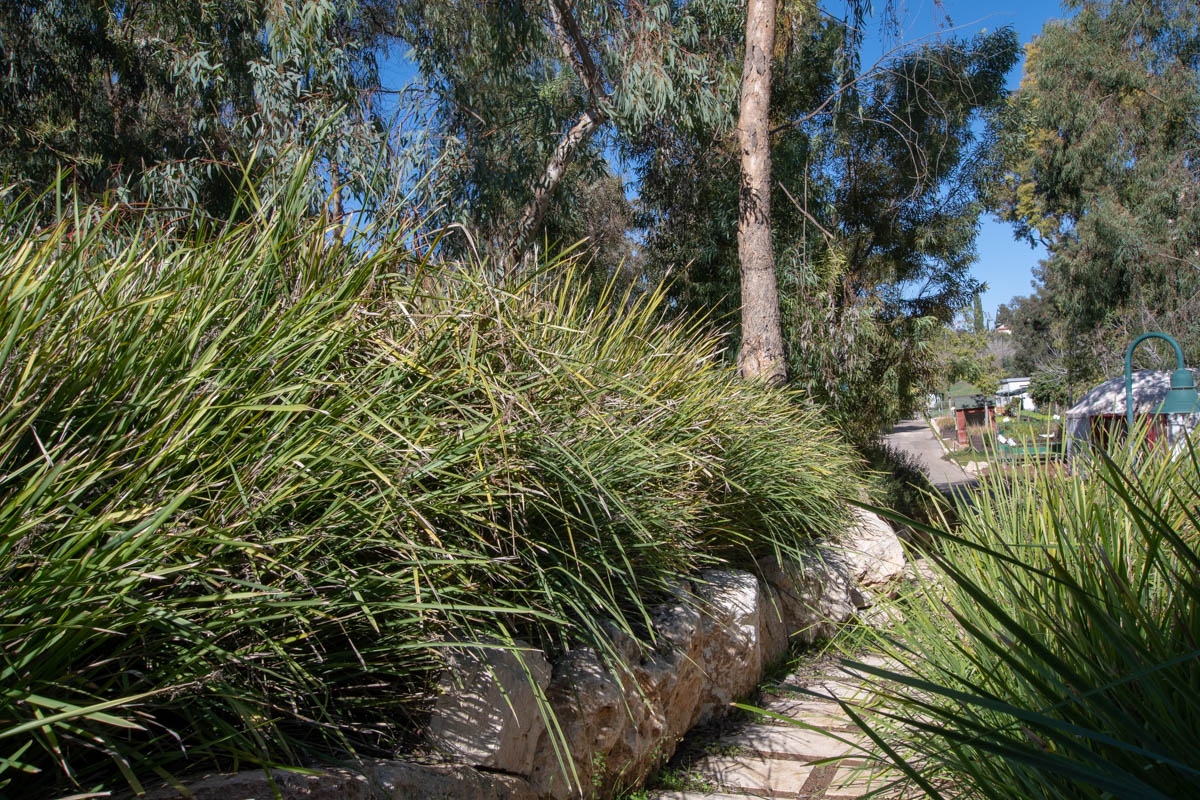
635 17 1018 440
780 279 945 444
1029 367 1074 408
858 440 944 531
995 302 1014 328
1004 291 1061 376
0 0 397 218
996 411 1063 455
982 0 1200 383
934 324 1001 396
395 0 739 258
854 435 1200 797
0 177 861 795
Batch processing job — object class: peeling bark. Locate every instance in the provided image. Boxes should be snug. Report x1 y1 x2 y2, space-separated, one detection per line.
508 108 605 268
507 0 608 268
330 160 345 242
736 0 787 385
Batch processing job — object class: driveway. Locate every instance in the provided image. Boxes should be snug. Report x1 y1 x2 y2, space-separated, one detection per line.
884 417 975 496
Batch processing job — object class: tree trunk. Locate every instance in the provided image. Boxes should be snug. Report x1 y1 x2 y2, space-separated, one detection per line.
330 160 345 242
508 108 604 268
735 0 786 384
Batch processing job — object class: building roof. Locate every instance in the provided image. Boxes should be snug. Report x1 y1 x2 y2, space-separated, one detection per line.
997 377 1032 397
1065 369 1200 419
1064 368 1200 457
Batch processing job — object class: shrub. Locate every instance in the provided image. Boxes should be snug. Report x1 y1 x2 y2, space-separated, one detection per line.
859 441 945 531
0 186 861 794
851 434 1200 798
1030 368 1072 408
934 415 957 440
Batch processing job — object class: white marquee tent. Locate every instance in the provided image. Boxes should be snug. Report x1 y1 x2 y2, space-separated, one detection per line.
1065 368 1200 457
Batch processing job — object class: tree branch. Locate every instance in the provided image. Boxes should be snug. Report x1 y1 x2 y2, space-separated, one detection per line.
508 108 605 269
777 179 835 244
548 0 607 112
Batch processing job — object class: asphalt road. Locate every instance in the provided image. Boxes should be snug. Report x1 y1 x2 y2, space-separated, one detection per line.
883 417 974 495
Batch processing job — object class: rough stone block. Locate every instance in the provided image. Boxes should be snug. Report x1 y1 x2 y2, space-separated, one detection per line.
694 569 765 722
837 508 906 587
758 554 857 645
428 641 552 777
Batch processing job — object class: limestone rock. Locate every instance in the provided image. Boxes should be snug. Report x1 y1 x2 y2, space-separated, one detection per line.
148 761 535 800
142 767 372 800
645 593 706 740
528 593 708 799
852 586 876 610
898 555 948 603
838 507 906 587
907 556 941 586
694 570 765 723
758 583 790 668
758 553 856 645
527 646 627 799
373 760 537 799
858 602 906 629
428 641 552 777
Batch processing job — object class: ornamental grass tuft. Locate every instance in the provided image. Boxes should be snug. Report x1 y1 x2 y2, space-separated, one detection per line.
850 433 1200 799
0 180 859 795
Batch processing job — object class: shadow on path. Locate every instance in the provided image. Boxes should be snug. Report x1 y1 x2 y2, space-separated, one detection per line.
650 654 924 800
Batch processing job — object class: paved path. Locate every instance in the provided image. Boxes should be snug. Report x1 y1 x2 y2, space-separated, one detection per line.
650 655 921 800
645 420 959 800
882 418 973 496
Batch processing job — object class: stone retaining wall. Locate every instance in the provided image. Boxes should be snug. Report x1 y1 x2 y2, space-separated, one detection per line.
155 508 904 800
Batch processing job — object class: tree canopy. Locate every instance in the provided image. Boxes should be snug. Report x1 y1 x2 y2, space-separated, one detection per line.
1 0 397 217
2 0 1029 441
394 0 741 265
983 0 1200 383
633 14 1017 439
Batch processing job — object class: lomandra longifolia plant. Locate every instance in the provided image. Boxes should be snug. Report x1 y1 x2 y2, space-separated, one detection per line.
0 172 861 795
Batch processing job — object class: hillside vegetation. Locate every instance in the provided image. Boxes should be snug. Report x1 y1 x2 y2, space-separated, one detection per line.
0 185 861 795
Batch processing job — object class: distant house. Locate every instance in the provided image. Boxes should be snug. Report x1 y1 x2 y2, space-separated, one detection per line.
997 376 1035 411
995 324 1013 335
1065 369 1200 457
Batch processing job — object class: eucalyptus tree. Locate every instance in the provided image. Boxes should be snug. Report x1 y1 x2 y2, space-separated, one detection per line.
982 0 1200 381
636 17 1017 439
0 0 398 219
394 0 740 266
736 0 787 383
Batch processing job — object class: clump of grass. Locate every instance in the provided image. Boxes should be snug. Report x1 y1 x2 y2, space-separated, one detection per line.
933 415 956 440
850 433 1200 798
0 179 860 795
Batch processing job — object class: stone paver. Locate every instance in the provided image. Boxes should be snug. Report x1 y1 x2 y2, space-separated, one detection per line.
786 678 874 705
692 755 817 798
726 725 866 761
755 698 856 731
649 655 921 800
653 794 758 800
826 763 901 798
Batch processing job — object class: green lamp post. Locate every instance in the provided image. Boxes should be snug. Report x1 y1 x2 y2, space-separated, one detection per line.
1124 332 1200 432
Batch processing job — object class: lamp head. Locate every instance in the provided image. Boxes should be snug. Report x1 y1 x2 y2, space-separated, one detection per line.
1157 368 1200 415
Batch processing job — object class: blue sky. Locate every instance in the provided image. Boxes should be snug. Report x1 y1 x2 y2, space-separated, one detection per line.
861 0 1069 318
379 1 1068 318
